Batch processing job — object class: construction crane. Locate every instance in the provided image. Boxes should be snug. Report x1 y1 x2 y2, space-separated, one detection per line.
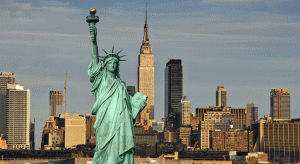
193 141 198 150
64 71 67 114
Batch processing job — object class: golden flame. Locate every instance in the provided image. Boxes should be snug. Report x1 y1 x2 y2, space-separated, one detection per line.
90 7 96 15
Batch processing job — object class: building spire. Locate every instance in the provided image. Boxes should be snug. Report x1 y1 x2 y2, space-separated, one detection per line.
145 3 147 25
143 2 149 44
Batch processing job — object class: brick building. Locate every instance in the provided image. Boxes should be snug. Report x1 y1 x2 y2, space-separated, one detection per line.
178 127 191 147
85 114 96 144
164 130 178 143
211 129 253 152
41 116 64 150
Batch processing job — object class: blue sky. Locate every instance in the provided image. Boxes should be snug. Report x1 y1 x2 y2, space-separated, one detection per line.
1 0 300 150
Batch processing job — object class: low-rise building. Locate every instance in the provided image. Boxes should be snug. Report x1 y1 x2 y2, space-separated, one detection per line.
41 116 64 150
252 116 300 162
0 134 7 150
64 112 86 149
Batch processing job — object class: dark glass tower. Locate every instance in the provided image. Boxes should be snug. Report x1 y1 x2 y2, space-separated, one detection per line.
164 59 183 127
127 86 136 97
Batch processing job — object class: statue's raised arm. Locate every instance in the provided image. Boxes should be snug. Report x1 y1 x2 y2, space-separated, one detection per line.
87 8 100 71
89 24 100 70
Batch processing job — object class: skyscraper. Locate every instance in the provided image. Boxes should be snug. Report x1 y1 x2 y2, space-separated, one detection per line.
216 86 227 107
49 91 63 117
6 83 30 150
30 120 35 150
178 96 191 127
247 103 258 127
137 4 155 129
0 71 15 138
165 59 183 127
270 88 290 119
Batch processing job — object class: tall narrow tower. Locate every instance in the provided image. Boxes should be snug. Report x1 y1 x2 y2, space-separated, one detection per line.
216 86 227 107
137 3 155 129
0 72 15 139
164 59 183 127
6 83 30 150
49 91 63 117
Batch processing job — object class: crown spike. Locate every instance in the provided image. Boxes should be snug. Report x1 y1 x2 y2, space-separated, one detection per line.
102 49 108 55
101 47 127 63
116 49 123 55
118 55 126 58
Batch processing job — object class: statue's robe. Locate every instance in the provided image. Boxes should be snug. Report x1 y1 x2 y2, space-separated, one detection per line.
88 60 146 164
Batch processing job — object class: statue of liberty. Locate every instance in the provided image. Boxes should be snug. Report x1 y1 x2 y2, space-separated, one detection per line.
87 8 147 164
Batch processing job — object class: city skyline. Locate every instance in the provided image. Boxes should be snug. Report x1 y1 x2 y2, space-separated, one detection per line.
1 0 300 150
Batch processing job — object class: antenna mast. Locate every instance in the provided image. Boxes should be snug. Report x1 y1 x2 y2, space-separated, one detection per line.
64 71 67 114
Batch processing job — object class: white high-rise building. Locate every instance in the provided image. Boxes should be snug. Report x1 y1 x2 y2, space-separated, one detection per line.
178 96 191 127
6 83 30 150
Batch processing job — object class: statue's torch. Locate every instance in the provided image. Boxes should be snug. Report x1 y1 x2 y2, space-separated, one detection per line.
86 8 99 34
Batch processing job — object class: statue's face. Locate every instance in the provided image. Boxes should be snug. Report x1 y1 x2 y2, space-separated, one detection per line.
106 59 118 73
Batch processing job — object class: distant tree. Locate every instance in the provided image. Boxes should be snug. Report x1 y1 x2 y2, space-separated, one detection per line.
85 153 89 158
247 157 258 164
71 151 84 158
71 152 77 158
78 151 84 157
239 160 248 164
280 157 290 164
232 160 239 164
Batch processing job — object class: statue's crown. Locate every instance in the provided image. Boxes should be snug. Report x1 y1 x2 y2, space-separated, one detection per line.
99 46 127 63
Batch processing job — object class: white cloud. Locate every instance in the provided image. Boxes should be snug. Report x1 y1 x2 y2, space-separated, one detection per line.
9 2 32 10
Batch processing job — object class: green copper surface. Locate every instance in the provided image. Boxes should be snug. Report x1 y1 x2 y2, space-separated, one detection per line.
87 10 147 164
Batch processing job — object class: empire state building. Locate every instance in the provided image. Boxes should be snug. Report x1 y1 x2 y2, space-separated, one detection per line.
137 4 155 130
